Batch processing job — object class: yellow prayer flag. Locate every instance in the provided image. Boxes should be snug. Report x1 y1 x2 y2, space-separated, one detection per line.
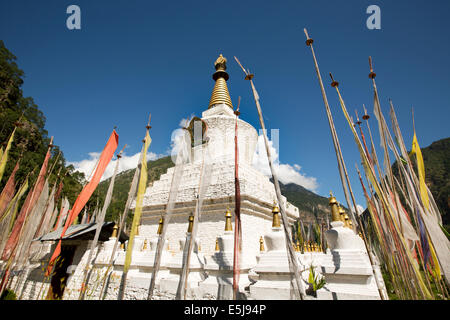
428 240 442 281
124 130 151 274
3 178 29 232
410 133 430 210
0 128 16 183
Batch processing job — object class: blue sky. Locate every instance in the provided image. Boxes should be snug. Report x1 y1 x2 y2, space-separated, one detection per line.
1 0 449 209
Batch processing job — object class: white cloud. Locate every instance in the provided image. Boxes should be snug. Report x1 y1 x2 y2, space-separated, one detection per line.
68 149 159 181
252 135 319 192
356 204 365 215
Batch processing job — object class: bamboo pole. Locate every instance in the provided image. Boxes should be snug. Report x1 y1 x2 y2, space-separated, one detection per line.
148 122 190 299
234 56 306 300
98 142 145 299
79 144 125 300
302 29 358 229
232 96 242 300
118 117 152 300
176 123 211 299
328 72 385 299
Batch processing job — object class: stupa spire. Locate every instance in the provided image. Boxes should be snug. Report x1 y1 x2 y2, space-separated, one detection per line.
208 54 233 109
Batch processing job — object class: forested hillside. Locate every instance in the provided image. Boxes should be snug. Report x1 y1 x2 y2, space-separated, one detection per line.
0 40 88 209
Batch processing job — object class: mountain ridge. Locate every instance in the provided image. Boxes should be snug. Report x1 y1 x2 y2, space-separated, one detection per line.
98 137 449 230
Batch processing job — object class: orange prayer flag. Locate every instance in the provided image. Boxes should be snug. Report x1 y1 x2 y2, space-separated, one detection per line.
46 130 118 276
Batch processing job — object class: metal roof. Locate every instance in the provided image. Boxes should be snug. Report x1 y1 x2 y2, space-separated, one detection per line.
34 222 128 242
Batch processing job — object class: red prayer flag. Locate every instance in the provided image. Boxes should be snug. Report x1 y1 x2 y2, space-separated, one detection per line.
1 148 51 261
0 160 20 217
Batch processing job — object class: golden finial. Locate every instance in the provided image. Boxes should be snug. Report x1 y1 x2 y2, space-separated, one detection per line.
309 242 313 252
272 201 281 228
338 204 346 223
208 54 233 109
329 191 341 222
142 239 148 251
313 243 318 252
157 217 164 235
225 208 233 231
111 223 118 238
187 214 194 233
344 213 350 228
295 240 300 252
303 242 308 253
214 54 227 71
120 242 125 250
259 236 265 252
215 238 220 251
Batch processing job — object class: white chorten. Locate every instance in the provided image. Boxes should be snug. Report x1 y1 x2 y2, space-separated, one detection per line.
136 54 300 266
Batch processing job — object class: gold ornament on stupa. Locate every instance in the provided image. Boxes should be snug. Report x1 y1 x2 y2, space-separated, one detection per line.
208 54 233 109
215 238 220 251
157 217 164 235
187 214 194 233
338 204 346 223
259 236 265 252
344 213 350 228
225 208 233 231
328 191 341 222
142 239 148 251
272 201 281 228
111 223 118 238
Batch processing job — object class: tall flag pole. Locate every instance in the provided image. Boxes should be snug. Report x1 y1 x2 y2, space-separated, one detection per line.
46 130 118 276
234 56 306 300
330 66 432 298
355 109 372 165
119 119 151 299
148 120 191 299
302 29 359 229
79 143 126 299
232 96 242 300
369 57 396 191
176 120 212 300
329 72 389 299
98 141 145 298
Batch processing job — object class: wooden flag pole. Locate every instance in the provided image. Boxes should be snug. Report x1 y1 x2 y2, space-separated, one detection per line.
79 144 126 300
148 120 190 299
234 56 306 300
329 72 389 299
232 96 242 300
119 119 152 300
99 142 145 299
303 29 358 229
